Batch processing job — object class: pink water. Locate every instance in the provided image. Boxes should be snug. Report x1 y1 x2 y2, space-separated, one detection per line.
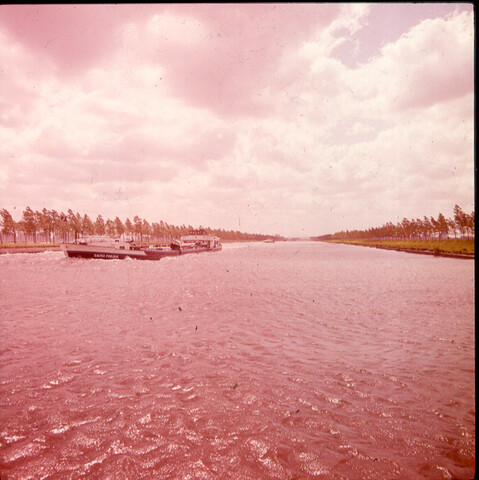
0 242 475 479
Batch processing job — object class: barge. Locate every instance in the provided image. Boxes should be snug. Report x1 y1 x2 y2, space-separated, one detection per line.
61 230 222 260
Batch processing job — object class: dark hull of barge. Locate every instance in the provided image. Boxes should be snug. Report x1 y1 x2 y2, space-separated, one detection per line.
61 244 222 260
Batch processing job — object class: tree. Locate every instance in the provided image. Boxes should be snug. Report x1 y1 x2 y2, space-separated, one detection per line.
430 216 440 238
20 206 38 243
409 218 419 239
453 205 466 238
1 208 17 243
464 212 474 239
40 208 57 243
447 218 457 239
124 218 134 240
437 213 448 239
114 217 125 238
159 220 166 240
34 210 46 242
57 212 70 242
95 215 106 236
105 219 116 237
82 214 95 236
422 216 433 239
142 219 151 241
68 210 82 241
152 222 161 241
401 218 413 239
133 216 143 241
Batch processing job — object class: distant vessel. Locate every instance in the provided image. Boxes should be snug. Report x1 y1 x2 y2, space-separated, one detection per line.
263 238 275 243
61 230 222 260
145 230 222 260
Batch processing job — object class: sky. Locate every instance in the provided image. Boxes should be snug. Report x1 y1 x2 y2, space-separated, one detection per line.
0 4 474 237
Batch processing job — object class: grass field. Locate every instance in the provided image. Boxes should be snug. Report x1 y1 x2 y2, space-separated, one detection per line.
329 238 474 255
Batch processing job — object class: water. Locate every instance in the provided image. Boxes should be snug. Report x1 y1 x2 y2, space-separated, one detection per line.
0 242 475 479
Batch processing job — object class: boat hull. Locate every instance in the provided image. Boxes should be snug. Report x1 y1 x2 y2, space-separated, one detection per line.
61 244 150 260
144 245 222 259
61 243 222 260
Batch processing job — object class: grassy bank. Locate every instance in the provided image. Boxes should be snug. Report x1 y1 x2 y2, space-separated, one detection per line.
0 243 61 248
328 238 474 255
0 244 62 255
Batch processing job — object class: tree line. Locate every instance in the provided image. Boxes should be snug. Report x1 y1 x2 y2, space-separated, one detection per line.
313 205 475 241
0 207 272 244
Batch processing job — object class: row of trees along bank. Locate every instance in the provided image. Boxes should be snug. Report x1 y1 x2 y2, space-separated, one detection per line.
313 205 474 241
0 207 272 244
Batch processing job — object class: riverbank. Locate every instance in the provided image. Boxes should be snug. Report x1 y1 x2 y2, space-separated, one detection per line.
325 239 474 259
0 244 61 255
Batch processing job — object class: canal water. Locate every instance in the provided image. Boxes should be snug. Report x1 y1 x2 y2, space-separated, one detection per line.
0 242 475 479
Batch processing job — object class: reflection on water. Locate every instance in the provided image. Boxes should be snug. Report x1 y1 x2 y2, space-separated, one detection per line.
0 242 475 479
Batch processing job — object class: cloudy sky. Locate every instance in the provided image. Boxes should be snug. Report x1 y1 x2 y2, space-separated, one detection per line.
0 4 474 237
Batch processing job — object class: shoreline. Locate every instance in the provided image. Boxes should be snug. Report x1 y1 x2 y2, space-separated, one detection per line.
0 246 61 255
331 242 474 260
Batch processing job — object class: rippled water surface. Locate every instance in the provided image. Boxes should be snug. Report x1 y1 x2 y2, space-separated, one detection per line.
0 242 475 479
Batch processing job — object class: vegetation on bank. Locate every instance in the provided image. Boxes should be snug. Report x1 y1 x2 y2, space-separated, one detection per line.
0 243 61 249
329 238 474 255
313 205 474 244
0 206 276 244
